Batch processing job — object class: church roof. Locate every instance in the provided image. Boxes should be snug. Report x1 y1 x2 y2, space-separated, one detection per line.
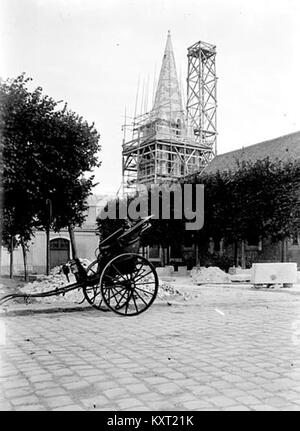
151 31 184 124
204 131 300 174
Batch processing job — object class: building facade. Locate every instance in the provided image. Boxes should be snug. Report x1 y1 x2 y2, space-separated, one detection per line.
0 194 112 275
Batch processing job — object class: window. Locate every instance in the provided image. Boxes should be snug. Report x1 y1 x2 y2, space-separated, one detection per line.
50 238 69 250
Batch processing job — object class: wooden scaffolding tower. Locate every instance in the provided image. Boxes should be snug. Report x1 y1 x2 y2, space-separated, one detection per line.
186 40 217 163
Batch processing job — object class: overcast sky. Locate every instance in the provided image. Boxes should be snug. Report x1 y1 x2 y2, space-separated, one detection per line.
1 0 300 195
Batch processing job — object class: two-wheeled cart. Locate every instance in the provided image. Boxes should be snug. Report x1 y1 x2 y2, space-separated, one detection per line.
0 216 159 316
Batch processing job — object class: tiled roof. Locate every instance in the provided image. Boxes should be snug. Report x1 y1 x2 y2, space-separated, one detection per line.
204 131 300 174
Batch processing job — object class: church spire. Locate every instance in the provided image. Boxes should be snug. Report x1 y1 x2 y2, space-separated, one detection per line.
152 31 184 124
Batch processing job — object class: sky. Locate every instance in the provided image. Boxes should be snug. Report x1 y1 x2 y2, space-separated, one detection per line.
1 0 300 195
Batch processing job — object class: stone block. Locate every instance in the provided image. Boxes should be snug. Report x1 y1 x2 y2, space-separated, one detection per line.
156 267 173 277
231 269 252 283
251 263 297 284
177 266 188 276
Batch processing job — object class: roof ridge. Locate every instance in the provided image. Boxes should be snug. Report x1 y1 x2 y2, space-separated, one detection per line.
216 130 300 157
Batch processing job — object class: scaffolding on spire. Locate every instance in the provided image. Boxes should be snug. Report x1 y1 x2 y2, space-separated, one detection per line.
121 33 217 195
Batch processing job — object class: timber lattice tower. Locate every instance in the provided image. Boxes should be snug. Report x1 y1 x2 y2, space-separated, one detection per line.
122 32 217 194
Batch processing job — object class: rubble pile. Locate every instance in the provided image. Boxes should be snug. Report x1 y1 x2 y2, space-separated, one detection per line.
17 260 196 306
19 259 93 304
191 266 231 285
158 280 191 301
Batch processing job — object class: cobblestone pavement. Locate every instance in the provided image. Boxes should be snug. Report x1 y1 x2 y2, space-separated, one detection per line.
1 285 300 411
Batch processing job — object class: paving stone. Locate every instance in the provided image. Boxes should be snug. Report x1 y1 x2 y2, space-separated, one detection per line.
182 400 214 410
33 381 59 390
11 395 40 406
236 395 261 405
249 404 280 411
15 404 47 411
206 395 237 408
103 387 128 400
44 396 74 408
126 383 149 394
0 401 13 411
2 284 300 411
5 387 34 398
1 380 31 389
143 376 169 385
35 388 68 397
117 397 145 409
155 382 181 395
223 405 251 411
80 395 109 409
53 405 84 411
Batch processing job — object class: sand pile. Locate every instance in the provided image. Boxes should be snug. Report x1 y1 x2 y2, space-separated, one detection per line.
191 266 231 284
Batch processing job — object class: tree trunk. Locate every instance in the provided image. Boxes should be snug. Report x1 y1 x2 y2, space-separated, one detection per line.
20 237 28 282
68 225 78 260
159 244 164 266
234 240 238 267
0 213 2 277
9 236 14 279
281 237 288 262
241 239 246 269
0 189 2 276
219 238 224 256
195 242 200 267
46 226 50 275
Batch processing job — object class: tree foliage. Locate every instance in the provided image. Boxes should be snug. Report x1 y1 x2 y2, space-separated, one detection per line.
188 157 300 245
0 74 101 277
96 157 300 266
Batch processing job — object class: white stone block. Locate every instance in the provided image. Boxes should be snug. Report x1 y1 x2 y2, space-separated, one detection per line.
177 266 188 276
231 273 251 282
156 266 173 277
251 263 297 284
165 266 174 275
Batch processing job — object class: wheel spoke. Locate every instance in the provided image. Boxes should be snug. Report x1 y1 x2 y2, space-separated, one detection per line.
111 264 128 281
131 291 140 313
114 288 129 309
133 288 148 306
134 281 156 286
100 253 158 316
130 262 144 279
133 270 153 283
125 290 131 314
134 285 154 296
131 266 148 279
105 285 127 302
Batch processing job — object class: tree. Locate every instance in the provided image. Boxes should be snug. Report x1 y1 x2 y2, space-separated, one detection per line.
0 74 101 278
96 187 186 265
187 157 300 266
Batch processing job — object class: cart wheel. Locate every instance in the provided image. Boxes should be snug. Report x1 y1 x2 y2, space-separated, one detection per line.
83 260 110 311
100 253 158 316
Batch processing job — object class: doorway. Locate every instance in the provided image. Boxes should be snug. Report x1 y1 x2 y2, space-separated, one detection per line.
50 238 70 269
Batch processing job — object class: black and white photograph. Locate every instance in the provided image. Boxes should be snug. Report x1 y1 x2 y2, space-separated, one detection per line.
0 0 300 416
